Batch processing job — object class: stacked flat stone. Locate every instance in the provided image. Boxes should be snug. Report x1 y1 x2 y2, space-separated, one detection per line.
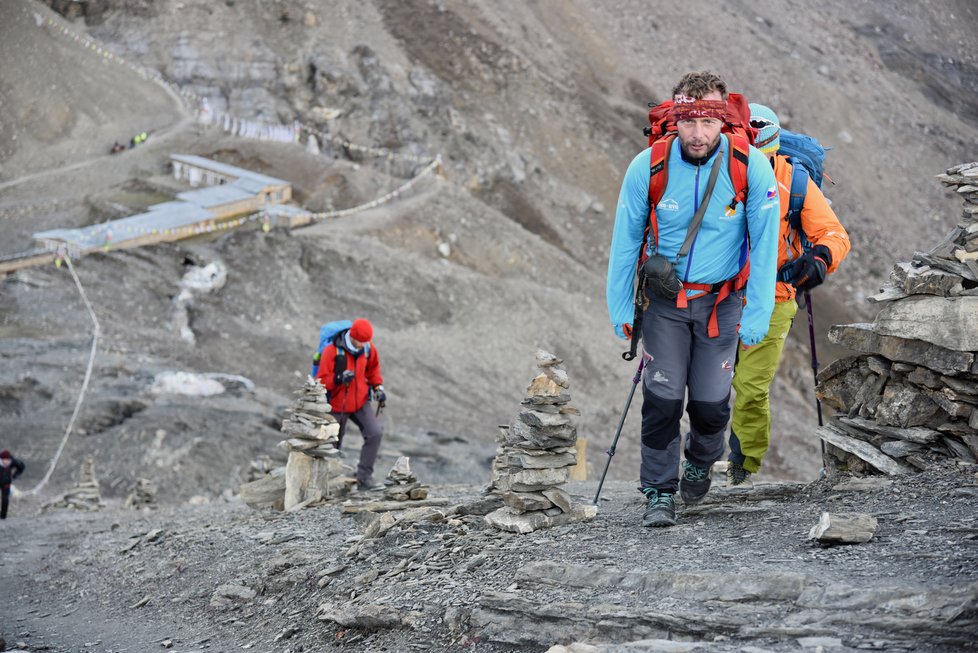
45 456 104 512
125 478 157 509
485 350 597 534
383 456 429 501
280 378 348 510
817 164 978 473
278 377 341 459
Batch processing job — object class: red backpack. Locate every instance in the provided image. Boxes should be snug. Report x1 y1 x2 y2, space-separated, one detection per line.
640 93 758 338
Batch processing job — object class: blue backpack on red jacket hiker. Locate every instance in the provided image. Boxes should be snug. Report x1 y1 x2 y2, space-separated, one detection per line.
310 320 371 378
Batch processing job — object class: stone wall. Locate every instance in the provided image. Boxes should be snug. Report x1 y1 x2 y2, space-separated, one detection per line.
817 163 978 473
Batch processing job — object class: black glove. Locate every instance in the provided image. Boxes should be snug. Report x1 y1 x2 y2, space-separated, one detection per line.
339 370 355 385
790 245 831 291
373 385 387 403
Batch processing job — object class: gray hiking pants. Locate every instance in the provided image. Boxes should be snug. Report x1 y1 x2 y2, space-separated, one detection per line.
639 292 742 493
334 403 384 485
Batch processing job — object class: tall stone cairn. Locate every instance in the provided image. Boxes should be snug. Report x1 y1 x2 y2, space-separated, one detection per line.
817 162 978 473
485 350 597 534
280 377 347 510
44 456 104 511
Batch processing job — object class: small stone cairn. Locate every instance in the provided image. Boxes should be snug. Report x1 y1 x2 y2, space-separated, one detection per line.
816 162 978 473
125 478 157 509
383 456 429 501
45 456 104 511
485 350 597 534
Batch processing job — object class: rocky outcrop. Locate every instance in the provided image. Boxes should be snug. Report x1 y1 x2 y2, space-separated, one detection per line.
818 164 978 473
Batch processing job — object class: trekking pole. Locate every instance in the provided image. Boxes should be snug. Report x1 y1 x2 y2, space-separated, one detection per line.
593 357 646 505
622 270 647 361
803 291 826 459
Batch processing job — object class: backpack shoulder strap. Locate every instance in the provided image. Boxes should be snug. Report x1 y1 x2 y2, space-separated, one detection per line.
787 162 810 234
647 135 675 250
725 133 750 216
332 331 349 384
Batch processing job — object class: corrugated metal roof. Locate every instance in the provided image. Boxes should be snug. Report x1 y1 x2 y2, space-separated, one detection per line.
34 155 296 252
231 177 272 194
177 184 254 207
171 153 288 187
35 203 216 250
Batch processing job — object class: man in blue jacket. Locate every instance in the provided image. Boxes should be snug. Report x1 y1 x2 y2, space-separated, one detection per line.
606 71 779 527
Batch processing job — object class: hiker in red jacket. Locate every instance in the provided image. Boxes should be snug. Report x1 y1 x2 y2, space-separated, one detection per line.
1 450 26 519
314 319 387 491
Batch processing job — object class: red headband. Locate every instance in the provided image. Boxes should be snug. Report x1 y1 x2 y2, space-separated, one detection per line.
670 95 727 121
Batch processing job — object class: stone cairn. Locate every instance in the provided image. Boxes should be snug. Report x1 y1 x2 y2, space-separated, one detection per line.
280 378 349 510
239 378 352 511
45 456 104 511
485 350 597 534
383 456 429 501
816 162 978 473
125 478 157 509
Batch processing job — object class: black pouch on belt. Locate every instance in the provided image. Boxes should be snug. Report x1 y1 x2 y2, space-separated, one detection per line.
643 254 682 300
641 150 724 304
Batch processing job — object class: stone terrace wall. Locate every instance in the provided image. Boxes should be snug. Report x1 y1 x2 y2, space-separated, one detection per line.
816 163 978 473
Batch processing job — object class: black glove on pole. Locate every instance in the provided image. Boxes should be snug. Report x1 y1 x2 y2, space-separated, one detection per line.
791 245 831 291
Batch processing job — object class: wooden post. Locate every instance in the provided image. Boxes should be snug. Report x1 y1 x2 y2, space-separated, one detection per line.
569 438 588 481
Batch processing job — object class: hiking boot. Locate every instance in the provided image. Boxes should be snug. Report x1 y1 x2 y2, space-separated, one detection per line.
726 461 753 488
641 488 677 527
355 478 385 492
679 459 712 504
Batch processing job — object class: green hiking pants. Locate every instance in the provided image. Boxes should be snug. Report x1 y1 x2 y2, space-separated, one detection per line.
729 299 798 473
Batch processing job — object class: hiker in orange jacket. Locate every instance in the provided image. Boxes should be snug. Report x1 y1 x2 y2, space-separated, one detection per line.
314 318 386 491
727 104 850 487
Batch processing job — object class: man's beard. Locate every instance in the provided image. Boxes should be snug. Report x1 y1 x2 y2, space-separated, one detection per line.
679 134 721 163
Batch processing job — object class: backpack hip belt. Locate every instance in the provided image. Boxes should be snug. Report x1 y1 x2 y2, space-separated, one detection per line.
672 272 747 338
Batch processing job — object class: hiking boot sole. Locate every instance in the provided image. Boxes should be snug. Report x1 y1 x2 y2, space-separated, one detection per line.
642 512 678 528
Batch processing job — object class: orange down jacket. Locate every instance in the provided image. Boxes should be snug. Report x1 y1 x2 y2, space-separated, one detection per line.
772 154 851 303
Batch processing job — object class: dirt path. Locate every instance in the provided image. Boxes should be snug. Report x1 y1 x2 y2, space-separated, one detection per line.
0 505 239 653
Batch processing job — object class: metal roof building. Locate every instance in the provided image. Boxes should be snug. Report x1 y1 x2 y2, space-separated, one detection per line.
33 155 295 257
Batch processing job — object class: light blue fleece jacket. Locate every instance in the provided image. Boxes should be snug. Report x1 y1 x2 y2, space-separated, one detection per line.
606 135 779 346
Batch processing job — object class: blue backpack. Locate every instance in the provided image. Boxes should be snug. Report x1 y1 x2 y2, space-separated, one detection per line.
777 129 829 279
310 320 371 378
778 129 828 236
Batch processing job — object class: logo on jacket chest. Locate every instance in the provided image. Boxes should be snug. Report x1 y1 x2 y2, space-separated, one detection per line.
658 198 679 212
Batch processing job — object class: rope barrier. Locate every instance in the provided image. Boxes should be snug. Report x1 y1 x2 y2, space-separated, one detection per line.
290 155 443 222
24 254 101 496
